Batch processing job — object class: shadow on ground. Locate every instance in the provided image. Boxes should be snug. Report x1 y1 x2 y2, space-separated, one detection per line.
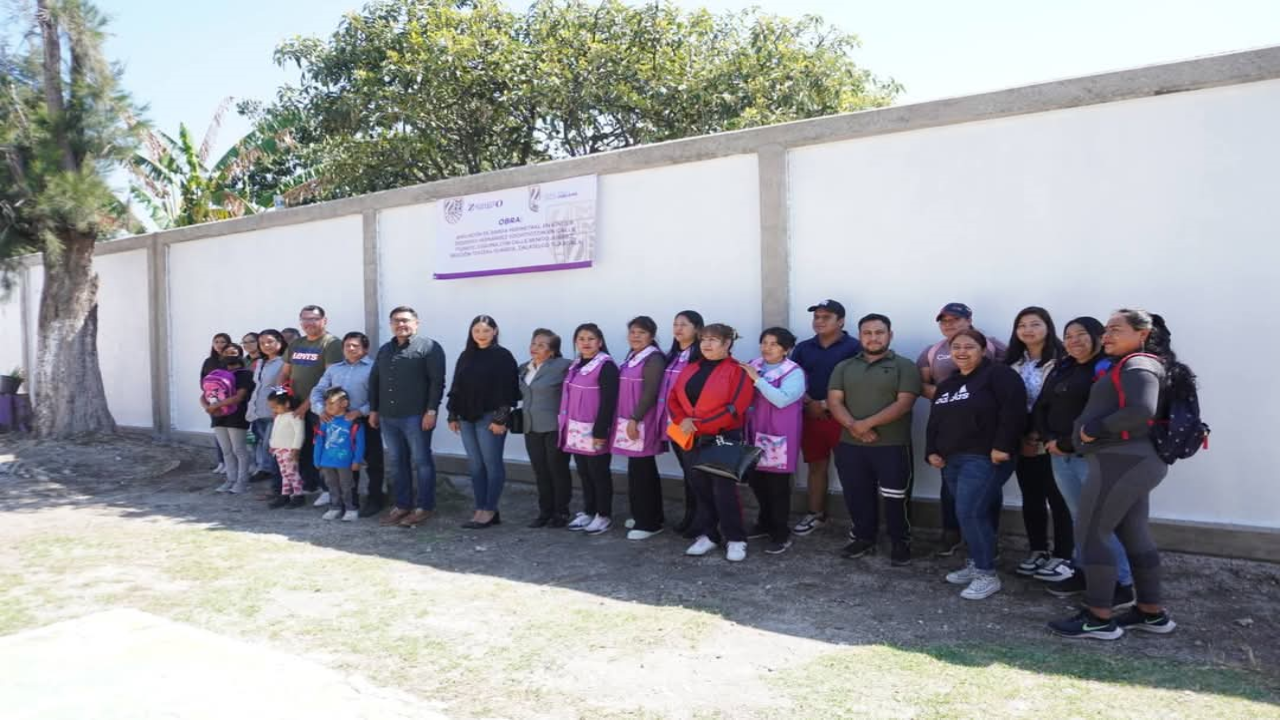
2 434 1277 712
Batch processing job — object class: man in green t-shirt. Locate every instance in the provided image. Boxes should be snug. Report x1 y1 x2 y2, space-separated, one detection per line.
278 304 343 495
827 313 923 566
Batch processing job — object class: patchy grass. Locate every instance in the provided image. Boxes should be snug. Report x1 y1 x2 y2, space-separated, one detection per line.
2 459 1278 720
770 643 1280 720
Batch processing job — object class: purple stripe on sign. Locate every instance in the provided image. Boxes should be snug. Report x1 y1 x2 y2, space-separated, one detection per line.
434 260 592 280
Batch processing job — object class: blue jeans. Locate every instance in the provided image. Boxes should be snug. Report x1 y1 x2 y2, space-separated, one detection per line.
1052 454 1133 586
459 412 508 512
251 418 277 477
381 415 437 511
942 454 1006 571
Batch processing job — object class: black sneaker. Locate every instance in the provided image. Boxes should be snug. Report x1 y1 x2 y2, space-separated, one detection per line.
548 514 569 529
1115 607 1177 634
935 529 963 557
840 539 876 559
1045 570 1087 598
528 513 553 528
358 497 384 518
764 539 792 555
746 524 770 540
1112 583 1137 610
267 495 291 509
249 471 272 483
890 542 912 566
288 494 306 508
1048 609 1123 640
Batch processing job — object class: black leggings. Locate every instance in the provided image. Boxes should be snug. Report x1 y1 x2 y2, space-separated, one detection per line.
627 455 665 530
1016 453 1073 558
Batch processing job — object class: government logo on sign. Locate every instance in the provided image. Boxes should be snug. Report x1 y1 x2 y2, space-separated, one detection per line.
528 185 541 213
443 198 465 224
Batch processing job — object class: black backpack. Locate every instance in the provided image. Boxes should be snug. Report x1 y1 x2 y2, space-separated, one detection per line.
1108 353 1209 465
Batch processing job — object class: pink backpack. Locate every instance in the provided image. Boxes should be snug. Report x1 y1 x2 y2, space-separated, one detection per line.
202 369 238 417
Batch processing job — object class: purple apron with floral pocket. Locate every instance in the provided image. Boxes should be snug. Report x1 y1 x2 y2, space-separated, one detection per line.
745 358 805 474
558 353 616 456
612 346 665 457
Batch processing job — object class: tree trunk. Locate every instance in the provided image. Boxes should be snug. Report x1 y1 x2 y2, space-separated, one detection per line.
34 232 117 438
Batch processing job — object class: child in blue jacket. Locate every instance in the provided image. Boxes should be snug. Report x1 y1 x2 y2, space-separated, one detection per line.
314 387 366 521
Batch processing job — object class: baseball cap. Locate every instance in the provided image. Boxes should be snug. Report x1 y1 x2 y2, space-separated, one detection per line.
935 302 973 321
807 299 846 319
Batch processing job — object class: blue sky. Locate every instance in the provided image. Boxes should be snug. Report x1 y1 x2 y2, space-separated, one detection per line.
81 0 1280 158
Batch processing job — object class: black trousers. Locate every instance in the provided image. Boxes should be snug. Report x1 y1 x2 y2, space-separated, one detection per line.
526 430 572 518
746 469 792 543
627 455 664 531
299 411 321 492
574 452 614 517
1017 452 1073 558
690 466 746 543
673 444 697 522
353 420 385 507
835 443 913 544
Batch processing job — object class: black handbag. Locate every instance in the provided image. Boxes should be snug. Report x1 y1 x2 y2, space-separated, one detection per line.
692 434 763 483
690 370 761 483
507 406 525 435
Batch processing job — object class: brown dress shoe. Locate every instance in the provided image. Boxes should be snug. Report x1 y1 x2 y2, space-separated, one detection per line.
381 507 411 526
398 509 433 527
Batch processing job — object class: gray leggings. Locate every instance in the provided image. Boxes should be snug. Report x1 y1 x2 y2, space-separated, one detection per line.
1079 443 1168 609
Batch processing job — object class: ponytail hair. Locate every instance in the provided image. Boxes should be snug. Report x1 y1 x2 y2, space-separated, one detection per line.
1116 308 1198 400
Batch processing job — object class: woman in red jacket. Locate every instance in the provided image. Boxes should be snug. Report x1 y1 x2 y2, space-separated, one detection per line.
667 323 755 562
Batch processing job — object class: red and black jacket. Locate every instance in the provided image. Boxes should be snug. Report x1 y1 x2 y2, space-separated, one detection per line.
667 358 753 437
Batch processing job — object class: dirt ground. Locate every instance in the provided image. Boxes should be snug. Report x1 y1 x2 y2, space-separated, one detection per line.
1 435 1277 719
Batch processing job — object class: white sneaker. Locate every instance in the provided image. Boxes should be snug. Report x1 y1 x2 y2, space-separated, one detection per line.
229 480 248 494
314 492 331 507
214 480 233 493
624 518 636 529
960 573 1002 600
726 541 747 562
585 515 612 535
342 509 358 522
212 462 226 475
946 560 981 585
627 528 663 541
566 512 592 531
685 535 717 556
321 509 341 520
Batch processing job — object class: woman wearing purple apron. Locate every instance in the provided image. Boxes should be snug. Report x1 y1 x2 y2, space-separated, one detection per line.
742 327 806 555
560 323 620 535
661 310 704 536
613 317 669 540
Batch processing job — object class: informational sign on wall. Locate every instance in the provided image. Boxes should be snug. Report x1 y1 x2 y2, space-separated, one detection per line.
434 175 598 280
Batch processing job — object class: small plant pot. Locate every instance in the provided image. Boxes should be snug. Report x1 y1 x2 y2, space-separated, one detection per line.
0 376 20 395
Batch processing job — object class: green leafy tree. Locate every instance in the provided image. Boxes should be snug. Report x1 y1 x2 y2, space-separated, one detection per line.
256 0 899 202
0 0 139 437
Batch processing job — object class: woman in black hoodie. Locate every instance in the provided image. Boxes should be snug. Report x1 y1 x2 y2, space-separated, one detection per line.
925 328 1026 601
1033 317 1134 605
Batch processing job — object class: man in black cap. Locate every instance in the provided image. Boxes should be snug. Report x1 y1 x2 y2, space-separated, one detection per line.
789 299 862 536
917 301 1007 554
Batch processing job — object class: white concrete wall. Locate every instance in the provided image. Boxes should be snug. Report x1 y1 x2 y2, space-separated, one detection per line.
379 155 763 472
167 216 365 432
0 284 23 382
94 251 153 427
788 79 1280 528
